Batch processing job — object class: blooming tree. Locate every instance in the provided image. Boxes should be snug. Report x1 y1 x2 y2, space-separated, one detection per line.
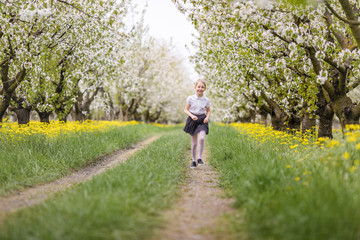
0 0 130 123
103 18 193 123
0 0 205 124
173 0 360 136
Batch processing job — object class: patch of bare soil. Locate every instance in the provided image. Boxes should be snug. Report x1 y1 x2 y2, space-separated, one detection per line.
0 135 159 221
154 149 236 240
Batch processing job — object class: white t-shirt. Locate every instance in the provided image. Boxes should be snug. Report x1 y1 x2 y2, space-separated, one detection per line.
186 94 210 115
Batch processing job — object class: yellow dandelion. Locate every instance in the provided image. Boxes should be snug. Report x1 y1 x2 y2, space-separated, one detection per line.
347 135 357 143
350 166 357 173
295 177 300 181
286 165 291 169
327 139 340 148
343 152 350 160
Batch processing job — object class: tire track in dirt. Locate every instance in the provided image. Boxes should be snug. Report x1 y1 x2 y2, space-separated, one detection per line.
0 135 160 220
154 149 235 240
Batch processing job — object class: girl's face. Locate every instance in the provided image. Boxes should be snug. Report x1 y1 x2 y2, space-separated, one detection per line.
195 82 206 96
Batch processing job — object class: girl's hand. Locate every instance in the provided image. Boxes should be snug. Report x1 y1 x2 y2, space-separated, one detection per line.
204 117 209 123
191 115 198 121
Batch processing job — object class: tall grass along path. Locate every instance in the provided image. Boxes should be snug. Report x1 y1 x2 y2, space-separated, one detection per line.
0 131 189 240
0 136 159 221
208 124 360 240
0 122 159 195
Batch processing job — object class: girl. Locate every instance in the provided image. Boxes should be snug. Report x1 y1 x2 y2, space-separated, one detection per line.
183 79 211 168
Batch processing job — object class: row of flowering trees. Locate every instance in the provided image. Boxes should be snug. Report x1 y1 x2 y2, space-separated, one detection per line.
0 0 192 124
173 0 360 137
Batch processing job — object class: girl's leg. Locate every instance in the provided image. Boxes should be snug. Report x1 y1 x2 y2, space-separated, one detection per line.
198 130 206 160
191 134 198 162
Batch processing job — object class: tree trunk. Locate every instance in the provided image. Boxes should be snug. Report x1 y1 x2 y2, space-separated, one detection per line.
36 110 51 123
318 105 334 139
108 99 115 121
144 109 162 123
259 109 268 125
260 91 288 131
0 65 27 123
271 112 286 131
332 96 359 132
301 112 316 135
74 110 84 122
74 104 90 121
14 108 31 125
235 109 253 123
55 107 69 122
338 0 360 46
74 91 84 122
0 91 12 123
144 110 150 123
10 94 32 125
59 116 68 122
287 114 301 133
74 88 100 121
117 106 128 121
249 109 256 123
316 87 334 138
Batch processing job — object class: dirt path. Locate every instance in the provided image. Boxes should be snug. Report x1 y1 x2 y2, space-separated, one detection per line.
154 149 235 240
0 135 159 220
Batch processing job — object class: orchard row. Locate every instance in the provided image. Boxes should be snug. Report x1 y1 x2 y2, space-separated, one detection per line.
0 1 191 124
175 0 360 137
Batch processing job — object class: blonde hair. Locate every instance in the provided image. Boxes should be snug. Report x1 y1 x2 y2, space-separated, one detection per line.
195 79 206 89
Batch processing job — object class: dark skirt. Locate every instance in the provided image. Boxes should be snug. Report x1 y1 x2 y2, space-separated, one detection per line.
183 114 209 136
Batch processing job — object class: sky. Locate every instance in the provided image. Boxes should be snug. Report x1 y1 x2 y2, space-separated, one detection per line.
131 0 199 79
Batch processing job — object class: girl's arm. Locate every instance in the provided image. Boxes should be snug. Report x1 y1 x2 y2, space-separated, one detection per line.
204 107 211 123
184 103 198 120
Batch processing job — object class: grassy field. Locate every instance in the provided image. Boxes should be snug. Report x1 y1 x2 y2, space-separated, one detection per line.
0 130 189 240
3 120 360 240
208 124 360 240
0 121 177 196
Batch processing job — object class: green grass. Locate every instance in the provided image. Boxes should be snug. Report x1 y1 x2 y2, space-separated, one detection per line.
208 124 360 240
0 130 189 240
0 124 177 196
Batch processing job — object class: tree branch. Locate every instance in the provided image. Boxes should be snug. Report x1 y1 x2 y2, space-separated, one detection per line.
337 0 360 46
323 56 346 74
322 79 336 100
338 67 349 96
170 0 187 14
286 64 311 78
8 67 26 93
324 0 360 25
7 36 14 57
304 46 321 74
252 92 272 114
57 45 76 66
56 0 93 18
260 90 281 117
0 58 9 68
323 8 348 49
263 24 292 44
